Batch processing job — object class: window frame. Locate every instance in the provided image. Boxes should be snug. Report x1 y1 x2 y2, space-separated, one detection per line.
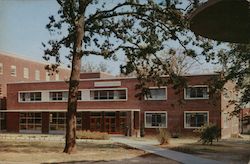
0 63 3 75
19 112 42 133
144 87 167 101
89 88 128 101
23 67 29 79
10 65 16 77
144 111 167 128
19 91 42 102
35 70 40 80
184 111 209 129
184 85 209 100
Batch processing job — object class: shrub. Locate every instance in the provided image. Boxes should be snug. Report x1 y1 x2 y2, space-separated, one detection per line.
156 128 170 145
76 130 110 140
194 124 220 145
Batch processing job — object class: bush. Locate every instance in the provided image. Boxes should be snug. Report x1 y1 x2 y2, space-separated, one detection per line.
76 130 110 140
156 128 170 145
194 124 220 145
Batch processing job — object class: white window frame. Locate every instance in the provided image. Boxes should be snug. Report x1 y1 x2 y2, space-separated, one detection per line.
35 70 40 80
10 65 16 76
89 88 128 101
0 63 3 75
19 112 42 133
23 67 29 79
184 111 209 129
144 87 167 101
184 85 209 100
144 111 167 128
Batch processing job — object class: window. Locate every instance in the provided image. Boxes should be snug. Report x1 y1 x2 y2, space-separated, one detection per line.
90 89 126 100
46 72 50 81
145 112 167 128
10 65 16 76
184 111 208 128
23 67 29 79
0 113 6 131
49 112 82 132
55 73 60 81
19 112 42 132
185 86 209 99
49 91 81 101
35 70 40 80
0 63 3 74
0 84 2 97
223 112 229 128
19 92 42 102
145 88 167 100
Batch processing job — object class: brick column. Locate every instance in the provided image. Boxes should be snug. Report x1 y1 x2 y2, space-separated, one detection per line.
115 111 120 133
6 112 19 133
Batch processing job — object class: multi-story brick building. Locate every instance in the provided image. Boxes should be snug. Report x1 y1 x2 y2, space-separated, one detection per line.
0 51 70 131
4 72 239 138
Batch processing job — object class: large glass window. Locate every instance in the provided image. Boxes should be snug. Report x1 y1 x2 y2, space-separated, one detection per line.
49 112 82 132
145 112 167 128
90 89 126 100
19 112 42 132
49 91 81 101
184 112 208 128
0 113 6 131
145 88 166 100
20 92 42 102
185 86 208 99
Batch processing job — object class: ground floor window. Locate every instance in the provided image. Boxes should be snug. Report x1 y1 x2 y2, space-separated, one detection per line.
184 111 208 128
49 112 82 132
145 112 167 128
0 113 6 131
19 112 42 132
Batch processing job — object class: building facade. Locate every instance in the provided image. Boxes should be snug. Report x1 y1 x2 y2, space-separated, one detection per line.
3 72 239 138
0 51 70 131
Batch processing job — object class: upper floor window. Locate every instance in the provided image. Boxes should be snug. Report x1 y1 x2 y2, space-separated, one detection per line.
0 63 3 75
145 112 167 128
90 89 126 100
35 70 40 80
23 67 29 79
10 65 16 76
0 84 2 97
49 91 81 101
55 73 60 81
46 72 50 81
145 88 167 100
184 86 209 99
184 111 208 128
20 92 42 102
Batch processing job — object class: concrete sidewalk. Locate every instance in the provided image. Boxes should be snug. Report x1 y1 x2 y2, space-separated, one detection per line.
111 137 225 164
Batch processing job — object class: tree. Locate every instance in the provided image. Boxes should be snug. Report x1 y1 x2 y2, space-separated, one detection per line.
81 61 110 72
42 0 214 153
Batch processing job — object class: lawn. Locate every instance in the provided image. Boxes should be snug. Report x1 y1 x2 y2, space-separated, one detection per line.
164 138 250 164
0 139 178 164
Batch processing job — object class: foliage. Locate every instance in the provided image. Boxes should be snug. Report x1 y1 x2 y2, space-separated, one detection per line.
156 128 170 145
42 0 219 153
76 130 110 140
194 124 220 145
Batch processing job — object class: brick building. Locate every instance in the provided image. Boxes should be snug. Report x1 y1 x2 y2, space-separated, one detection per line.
3 72 239 138
0 51 70 131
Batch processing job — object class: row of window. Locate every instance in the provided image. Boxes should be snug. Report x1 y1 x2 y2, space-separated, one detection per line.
19 89 127 102
18 111 208 132
145 111 208 129
19 86 209 102
0 63 59 81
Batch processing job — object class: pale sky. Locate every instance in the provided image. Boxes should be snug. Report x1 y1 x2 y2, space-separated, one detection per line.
0 0 216 75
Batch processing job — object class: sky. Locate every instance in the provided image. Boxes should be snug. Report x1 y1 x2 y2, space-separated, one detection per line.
0 0 217 75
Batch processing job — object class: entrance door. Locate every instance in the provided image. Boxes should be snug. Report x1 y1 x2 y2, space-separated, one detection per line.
104 117 116 133
90 117 102 131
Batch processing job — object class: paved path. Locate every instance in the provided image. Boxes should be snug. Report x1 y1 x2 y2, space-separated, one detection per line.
111 137 225 164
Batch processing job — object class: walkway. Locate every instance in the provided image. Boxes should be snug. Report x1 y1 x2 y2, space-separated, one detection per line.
111 137 225 164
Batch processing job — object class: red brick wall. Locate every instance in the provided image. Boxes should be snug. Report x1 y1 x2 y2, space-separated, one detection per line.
6 112 19 132
0 52 70 98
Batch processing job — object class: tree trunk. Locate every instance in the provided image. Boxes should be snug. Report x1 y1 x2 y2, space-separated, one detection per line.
63 16 84 154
